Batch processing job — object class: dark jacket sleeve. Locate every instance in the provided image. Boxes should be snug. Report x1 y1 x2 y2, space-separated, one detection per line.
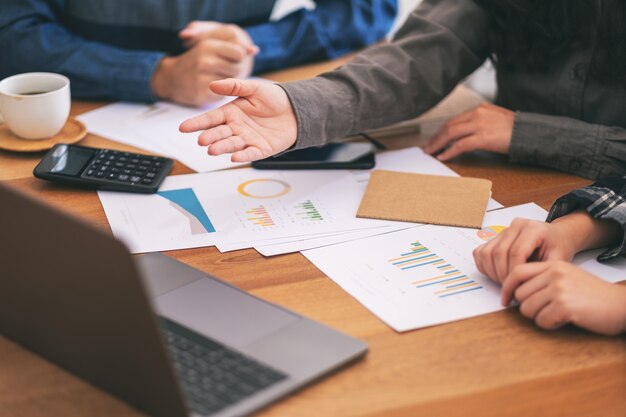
510 112 626 180
247 0 398 73
279 0 491 149
547 175 626 261
0 0 164 102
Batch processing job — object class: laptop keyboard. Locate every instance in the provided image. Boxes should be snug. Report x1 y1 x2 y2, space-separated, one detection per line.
158 316 287 416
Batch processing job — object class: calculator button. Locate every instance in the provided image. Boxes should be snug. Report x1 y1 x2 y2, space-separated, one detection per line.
138 166 148 171
107 173 117 180
99 166 108 171
131 158 139 164
96 171 106 178
154 161 162 167
140 160 151 166
118 174 130 182
86 169 95 176
104 161 112 166
108 155 115 160
142 178 154 185
111 168 121 174
146 172 156 179
126 164 137 170
130 176 142 183
114 162 124 168
150 167 160 173
123 169 132 175
118 157 128 162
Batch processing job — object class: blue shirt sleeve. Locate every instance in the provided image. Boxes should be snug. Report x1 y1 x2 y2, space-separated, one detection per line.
246 0 398 73
0 0 163 102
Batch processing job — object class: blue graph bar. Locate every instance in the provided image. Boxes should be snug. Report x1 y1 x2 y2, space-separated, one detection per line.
416 275 467 288
393 253 435 265
401 258 443 270
440 286 483 298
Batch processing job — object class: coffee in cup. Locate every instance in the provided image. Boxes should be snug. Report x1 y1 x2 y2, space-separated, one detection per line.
0 72 70 140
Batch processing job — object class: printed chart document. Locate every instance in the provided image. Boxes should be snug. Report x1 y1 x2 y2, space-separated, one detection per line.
303 203 626 332
99 168 398 253
252 147 503 255
77 99 238 173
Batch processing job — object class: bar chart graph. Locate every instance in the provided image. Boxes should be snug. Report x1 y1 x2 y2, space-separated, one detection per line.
294 200 324 221
388 241 483 298
245 205 276 227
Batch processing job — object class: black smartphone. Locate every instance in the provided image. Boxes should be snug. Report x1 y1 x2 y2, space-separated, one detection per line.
252 142 375 170
33 144 173 193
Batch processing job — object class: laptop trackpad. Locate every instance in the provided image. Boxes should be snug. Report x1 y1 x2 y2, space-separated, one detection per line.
154 278 299 348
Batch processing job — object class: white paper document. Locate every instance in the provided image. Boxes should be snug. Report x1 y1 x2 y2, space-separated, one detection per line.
302 203 626 332
251 147 503 255
99 168 398 253
77 99 238 172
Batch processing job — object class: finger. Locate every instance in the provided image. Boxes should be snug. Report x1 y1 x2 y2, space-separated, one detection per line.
473 245 488 277
534 302 570 330
501 262 552 306
180 21 222 37
200 56 244 78
518 287 553 320
179 108 227 133
436 135 482 161
232 146 265 162
477 240 500 282
490 224 523 282
207 136 247 155
513 270 552 303
507 226 545 273
209 79 261 97
199 39 248 62
198 124 234 146
424 121 475 154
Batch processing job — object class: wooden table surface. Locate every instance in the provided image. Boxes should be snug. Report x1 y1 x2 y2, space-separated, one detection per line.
1 55 624 417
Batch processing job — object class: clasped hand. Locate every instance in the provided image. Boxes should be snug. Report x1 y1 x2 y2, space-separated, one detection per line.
473 216 626 335
152 21 259 106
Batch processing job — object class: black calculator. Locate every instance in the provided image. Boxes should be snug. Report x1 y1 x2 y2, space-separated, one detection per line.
33 144 173 193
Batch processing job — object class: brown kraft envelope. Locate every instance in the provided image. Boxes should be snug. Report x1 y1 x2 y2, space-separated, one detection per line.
357 170 492 228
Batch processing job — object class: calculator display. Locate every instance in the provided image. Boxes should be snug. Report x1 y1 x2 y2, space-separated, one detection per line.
50 145 95 176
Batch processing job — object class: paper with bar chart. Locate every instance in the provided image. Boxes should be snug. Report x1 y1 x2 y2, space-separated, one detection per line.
212 169 398 249
303 203 550 331
99 168 397 253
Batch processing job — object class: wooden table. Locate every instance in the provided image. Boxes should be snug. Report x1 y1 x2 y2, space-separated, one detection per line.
1 56 624 417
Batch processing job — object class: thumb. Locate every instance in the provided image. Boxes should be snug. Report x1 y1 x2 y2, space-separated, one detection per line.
210 78 261 97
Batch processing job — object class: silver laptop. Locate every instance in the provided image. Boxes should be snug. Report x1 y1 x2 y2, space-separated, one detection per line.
0 183 367 417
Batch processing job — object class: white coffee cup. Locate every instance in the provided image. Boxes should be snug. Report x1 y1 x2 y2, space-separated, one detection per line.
0 72 70 140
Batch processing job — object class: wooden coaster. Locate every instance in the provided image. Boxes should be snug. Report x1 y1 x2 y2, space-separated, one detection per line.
0 117 87 152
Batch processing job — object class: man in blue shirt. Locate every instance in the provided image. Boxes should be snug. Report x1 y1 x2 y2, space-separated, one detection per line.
0 0 397 106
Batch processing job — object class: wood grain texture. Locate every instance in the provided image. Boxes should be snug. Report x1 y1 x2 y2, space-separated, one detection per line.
1 54 624 417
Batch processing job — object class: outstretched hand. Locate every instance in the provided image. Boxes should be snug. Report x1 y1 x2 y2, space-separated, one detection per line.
179 79 298 162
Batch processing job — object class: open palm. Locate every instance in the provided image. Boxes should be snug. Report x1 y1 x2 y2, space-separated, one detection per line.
179 79 298 162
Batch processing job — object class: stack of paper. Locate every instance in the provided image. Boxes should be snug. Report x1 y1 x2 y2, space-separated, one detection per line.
98 147 503 255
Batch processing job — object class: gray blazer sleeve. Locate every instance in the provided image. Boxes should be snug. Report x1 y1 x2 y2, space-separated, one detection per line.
280 0 491 149
510 112 626 179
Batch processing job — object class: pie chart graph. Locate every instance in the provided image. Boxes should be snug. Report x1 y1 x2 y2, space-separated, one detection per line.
477 225 507 241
